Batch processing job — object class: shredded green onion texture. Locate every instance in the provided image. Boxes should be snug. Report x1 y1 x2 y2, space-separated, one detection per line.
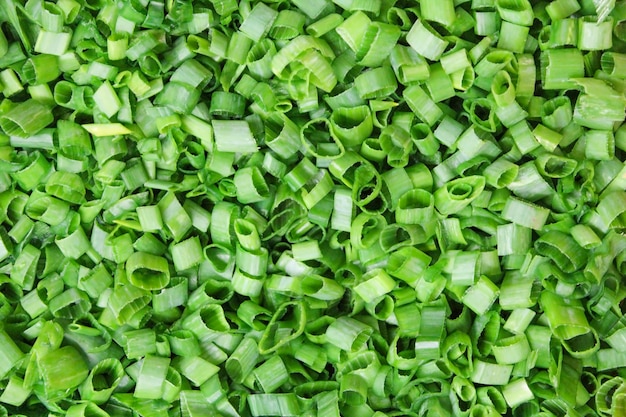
3 0 626 416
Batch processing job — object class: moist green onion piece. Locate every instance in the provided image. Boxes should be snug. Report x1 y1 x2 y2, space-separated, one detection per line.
503 308 536 335
356 22 401 67
82 123 132 136
248 393 301 416
471 360 513 385
171 236 204 271
540 48 584 90
125 251 170 290
174 355 220 387
212 120 258 153
435 176 486 215
492 333 531 365
167 330 201 358
406 19 449 61
413 321 446 367
301 274 345 301
34 30 71 56
390 45 430 84
0 68 24 97
495 0 534 25
573 76 625 128
354 66 397 100
585 129 615 160
335 11 371 53
158 191 193 242
403 84 443 126
252 356 289 393
534 230 587 273
39 346 89 391
501 196 550 230
497 21 529 53
0 374 30 407
570 224 601 249
0 99 54 137
326 316 373 352
540 291 600 358
134 355 170 399
49 288 91 319
186 278 231 310
234 166 270 204
354 268 396 303
123 328 156 359
463 276 500 315
578 16 613 50
240 3 279 42
502 378 534 407
136 205 163 232
386 246 432 287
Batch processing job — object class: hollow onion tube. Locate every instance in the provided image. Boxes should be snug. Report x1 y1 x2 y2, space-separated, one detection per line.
501 196 550 230
264 114 301 159
390 45 430 84
546 19 577 49
79 358 124 404
354 66 397 100
386 247 432 289
326 316 373 352
0 99 54 137
234 167 270 204
396 188 435 224
133 355 170 400
108 285 151 326
540 292 600 358
578 16 613 51
535 154 577 179
125 252 170 290
54 81 94 113
152 277 188 316
403 84 443 126
534 231 587 273
540 49 584 90
595 377 626 417
411 123 439 156
181 304 230 347
167 330 201 358
574 79 626 130
409 306 444 360
495 0 534 25
258 301 307 354
357 22 401 67
329 105 373 148
381 123 412 162
434 176 486 215
300 118 345 159
406 19 449 61
0 374 30 407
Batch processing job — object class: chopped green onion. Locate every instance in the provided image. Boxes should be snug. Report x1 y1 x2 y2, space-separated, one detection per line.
125 251 170 290
0 2 625 415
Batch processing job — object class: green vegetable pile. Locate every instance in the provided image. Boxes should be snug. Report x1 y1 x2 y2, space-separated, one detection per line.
3 0 626 415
